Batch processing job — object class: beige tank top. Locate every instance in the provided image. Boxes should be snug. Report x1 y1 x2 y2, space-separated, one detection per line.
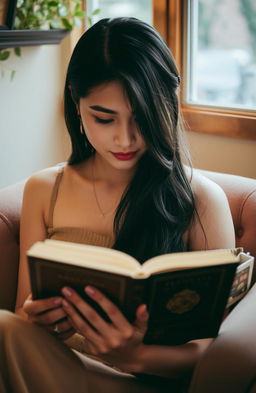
46 165 115 249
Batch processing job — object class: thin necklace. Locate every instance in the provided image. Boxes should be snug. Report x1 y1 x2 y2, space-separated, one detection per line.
91 158 118 218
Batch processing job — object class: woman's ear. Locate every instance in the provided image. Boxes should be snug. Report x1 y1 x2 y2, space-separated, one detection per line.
68 84 80 116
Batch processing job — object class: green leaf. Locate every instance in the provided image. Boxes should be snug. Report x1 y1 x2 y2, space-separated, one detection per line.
87 16 92 26
47 1 58 6
75 3 80 12
92 8 101 15
10 70 16 81
14 47 21 57
0 51 10 61
61 18 72 30
74 10 85 17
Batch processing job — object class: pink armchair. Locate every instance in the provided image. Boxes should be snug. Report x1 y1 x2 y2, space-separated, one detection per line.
0 169 256 393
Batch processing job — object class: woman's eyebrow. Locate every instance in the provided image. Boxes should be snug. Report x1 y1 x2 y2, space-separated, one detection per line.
89 105 118 114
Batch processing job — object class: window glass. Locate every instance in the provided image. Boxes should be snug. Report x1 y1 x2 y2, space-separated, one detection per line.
86 0 152 26
186 0 256 110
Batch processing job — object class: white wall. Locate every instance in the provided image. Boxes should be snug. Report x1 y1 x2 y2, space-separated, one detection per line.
0 35 71 189
186 131 256 179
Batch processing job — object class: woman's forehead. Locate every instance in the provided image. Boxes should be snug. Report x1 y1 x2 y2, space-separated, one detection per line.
80 81 132 113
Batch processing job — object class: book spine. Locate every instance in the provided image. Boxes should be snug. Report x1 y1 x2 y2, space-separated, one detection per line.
28 258 40 300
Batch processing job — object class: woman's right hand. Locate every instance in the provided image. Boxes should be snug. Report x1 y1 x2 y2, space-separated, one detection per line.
23 294 76 340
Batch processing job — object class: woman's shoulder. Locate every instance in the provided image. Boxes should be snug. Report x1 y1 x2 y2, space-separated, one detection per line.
185 166 227 207
24 164 65 192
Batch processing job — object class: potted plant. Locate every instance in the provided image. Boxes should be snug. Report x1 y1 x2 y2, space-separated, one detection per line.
0 0 100 79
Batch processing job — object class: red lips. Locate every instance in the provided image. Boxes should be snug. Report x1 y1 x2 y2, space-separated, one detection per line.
111 151 137 160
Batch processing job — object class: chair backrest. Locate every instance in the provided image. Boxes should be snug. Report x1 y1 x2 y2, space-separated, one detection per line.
0 170 255 310
197 169 256 260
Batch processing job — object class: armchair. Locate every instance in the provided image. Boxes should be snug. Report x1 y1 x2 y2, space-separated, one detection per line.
0 169 256 393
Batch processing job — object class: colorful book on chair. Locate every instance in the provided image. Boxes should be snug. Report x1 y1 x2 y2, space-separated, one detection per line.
27 240 254 345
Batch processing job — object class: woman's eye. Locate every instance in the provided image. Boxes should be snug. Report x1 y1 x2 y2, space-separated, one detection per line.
94 117 113 124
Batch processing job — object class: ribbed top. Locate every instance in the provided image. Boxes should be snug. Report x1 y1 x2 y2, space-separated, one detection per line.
47 226 114 248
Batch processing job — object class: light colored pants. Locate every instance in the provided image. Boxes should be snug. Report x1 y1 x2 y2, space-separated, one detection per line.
0 310 183 393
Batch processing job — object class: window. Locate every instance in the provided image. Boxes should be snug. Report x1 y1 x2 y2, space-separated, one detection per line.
169 0 256 140
85 1 167 43
186 0 256 111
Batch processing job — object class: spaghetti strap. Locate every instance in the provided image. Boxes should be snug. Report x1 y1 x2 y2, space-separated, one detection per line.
47 165 65 229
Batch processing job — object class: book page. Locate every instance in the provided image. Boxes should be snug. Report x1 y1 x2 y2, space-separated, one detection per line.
28 240 141 276
142 249 241 275
226 253 254 307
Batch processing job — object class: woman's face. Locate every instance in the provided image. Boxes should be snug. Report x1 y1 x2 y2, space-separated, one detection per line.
79 80 147 172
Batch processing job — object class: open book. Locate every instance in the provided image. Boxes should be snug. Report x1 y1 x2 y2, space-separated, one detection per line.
27 240 254 345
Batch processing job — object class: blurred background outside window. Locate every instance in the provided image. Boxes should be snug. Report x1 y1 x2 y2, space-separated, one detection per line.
186 0 256 111
86 0 152 26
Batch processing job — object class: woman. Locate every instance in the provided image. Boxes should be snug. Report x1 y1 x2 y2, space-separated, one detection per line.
0 17 235 393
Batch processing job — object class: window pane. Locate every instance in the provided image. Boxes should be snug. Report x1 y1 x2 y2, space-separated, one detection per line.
86 0 152 26
186 0 256 110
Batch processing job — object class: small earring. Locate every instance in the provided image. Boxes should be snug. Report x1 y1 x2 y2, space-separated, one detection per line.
80 119 85 135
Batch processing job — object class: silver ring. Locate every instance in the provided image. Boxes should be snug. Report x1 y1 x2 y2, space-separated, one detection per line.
53 324 59 333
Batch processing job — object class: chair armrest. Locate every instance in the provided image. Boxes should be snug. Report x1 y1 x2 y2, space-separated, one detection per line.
0 181 25 310
189 283 256 393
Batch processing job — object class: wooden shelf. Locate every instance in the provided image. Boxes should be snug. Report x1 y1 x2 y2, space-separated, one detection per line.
0 29 70 48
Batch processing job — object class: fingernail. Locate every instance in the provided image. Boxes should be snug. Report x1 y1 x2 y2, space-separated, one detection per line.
142 305 148 319
62 287 72 297
85 286 95 296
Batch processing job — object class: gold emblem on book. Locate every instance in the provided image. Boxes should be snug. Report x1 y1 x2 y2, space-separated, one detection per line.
166 289 200 314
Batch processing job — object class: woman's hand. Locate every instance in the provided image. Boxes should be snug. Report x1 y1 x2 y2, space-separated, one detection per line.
61 286 149 372
23 293 76 340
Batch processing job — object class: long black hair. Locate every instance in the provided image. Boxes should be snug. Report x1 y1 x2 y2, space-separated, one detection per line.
64 17 196 262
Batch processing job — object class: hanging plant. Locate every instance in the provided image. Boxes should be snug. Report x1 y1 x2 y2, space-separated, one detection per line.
14 0 87 30
0 1 100 80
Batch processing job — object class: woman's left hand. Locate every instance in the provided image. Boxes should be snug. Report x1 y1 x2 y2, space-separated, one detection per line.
61 285 149 372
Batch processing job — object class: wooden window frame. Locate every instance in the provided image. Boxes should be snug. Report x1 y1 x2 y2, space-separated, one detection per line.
153 0 256 140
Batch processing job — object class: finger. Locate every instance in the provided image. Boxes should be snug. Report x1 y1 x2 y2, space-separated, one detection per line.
62 298 102 343
84 286 131 330
54 318 73 333
23 297 63 316
134 304 149 334
61 287 112 335
32 307 67 327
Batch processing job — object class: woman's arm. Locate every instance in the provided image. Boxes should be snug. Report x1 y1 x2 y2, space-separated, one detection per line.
15 173 49 316
15 168 75 340
129 338 213 378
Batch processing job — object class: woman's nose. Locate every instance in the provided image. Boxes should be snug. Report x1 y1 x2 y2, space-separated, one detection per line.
114 121 136 148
